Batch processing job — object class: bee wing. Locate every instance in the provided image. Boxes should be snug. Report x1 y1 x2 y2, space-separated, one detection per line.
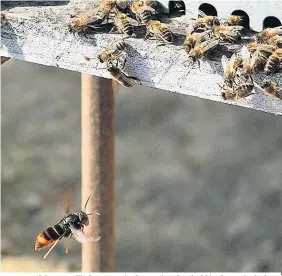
227 25 244 31
229 53 238 73
193 31 210 46
221 55 229 72
256 44 276 53
185 24 195 35
105 42 120 54
76 7 102 25
141 5 156 13
217 29 238 37
250 51 259 68
197 30 213 44
71 228 101 243
202 38 219 53
74 9 94 19
241 45 250 61
198 10 207 18
272 26 282 30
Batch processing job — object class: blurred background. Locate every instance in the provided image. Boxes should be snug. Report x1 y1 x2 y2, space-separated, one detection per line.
1 59 282 272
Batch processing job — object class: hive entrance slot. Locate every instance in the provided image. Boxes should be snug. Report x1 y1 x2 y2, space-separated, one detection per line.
169 1 185 17
263 16 281 29
198 3 217 16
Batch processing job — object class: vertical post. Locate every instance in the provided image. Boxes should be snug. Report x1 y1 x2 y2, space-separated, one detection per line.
81 74 115 272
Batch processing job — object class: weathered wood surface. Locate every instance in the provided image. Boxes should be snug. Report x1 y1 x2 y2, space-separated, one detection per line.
1 0 281 115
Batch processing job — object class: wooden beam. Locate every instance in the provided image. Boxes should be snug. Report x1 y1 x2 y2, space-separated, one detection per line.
81 74 115 272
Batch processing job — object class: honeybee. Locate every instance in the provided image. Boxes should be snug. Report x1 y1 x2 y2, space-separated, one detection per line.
69 0 115 33
265 35 282 48
113 12 134 36
219 84 237 100
247 42 276 53
221 53 242 87
35 195 100 259
224 15 243 26
264 48 282 74
247 41 258 53
241 45 254 79
1 12 7 26
261 80 282 100
98 40 127 68
130 1 155 25
145 20 173 44
220 75 254 100
255 26 282 43
242 44 276 73
183 30 212 53
213 25 243 43
188 37 219 66
107 63 139 89
250 44 276 71
193 10 220 31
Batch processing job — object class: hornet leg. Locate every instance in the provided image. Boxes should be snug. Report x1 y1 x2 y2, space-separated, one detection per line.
65 234 72 254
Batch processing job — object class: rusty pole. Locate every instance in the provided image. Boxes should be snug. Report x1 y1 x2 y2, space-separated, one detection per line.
81 74 115 272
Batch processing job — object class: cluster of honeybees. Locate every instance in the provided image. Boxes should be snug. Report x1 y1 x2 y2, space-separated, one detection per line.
182 12 244 67
69 0 173 89
220 26 282 101
68 0 282 99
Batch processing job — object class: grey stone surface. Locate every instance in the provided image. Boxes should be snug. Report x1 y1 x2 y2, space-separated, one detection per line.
1 0 281 115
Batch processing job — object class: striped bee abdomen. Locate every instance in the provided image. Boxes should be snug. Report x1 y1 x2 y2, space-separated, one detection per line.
139 10 152 24
161 27 173 43
116 41 126 51
34 224 65 251
264 55 280 74
121 20 133 35
114 14 134 36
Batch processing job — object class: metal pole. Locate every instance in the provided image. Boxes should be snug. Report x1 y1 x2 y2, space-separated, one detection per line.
81 74 115 272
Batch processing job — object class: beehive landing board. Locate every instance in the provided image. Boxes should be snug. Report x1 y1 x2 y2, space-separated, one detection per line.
1 0 281 115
